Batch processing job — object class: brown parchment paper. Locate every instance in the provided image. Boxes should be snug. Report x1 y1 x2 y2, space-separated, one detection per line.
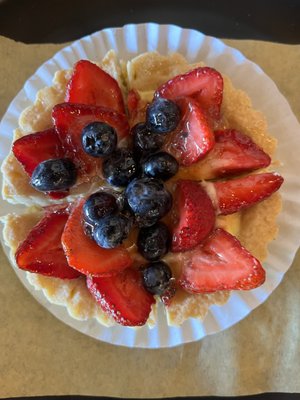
0 35 300 398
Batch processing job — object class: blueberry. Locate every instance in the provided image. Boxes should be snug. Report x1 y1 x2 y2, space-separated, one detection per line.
83 191 118 225
135 214 160 228
142 152 179 181
132 123 165 155
138 222 171 261
141 261 172 295
102 149 137 187
146 98 181 134
30 158 77 192
125 177 172 223
82 121 117 157
93 214 131 249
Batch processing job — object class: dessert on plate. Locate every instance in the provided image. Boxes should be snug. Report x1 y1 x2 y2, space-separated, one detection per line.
1 50 283 327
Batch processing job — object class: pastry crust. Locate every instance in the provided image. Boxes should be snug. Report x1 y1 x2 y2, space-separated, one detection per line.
1 51 282 327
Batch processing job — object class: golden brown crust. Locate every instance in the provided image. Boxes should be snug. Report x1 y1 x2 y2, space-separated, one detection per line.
1 51 282 327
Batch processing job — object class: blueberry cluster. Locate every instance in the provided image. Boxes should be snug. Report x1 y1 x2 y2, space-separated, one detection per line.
81 98 180 295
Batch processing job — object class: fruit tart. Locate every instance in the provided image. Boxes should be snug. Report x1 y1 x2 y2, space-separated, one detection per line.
1 50 283 328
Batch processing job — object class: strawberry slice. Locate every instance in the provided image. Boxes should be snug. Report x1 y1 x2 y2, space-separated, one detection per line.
127 89 148 127
155 67 223 120
52 103 130 180
172 180 215 252
12 128 69 199
199 129 271 179
164 97 215 166
87 268 155 326
210 172 284 215
15 207 81 279
66 60 126 115
61 199 132 277
127 89 140 119
179 228 265 293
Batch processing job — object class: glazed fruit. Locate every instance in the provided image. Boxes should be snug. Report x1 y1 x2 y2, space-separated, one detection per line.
15 208 81 279
87 267 155 326
83 191 118 225
141 261 173 295
102 149 137 187
155 66 223 120
198 129 271 179
132 122 164 155
179 228 266 293
146 98 181 134
65 60 126 114
135 214 161 228
93 214 131 249
164 97 215 166
172 180 215 252
209 172 284 215
52 103 129 180
142 152 179 181
127 89 148 127
137 222 170 261
81 121 117 157
62 199 132 276
12 128 63 176
12 128 68 199
31 158 77 192
10 54 286 329
125 177 172 224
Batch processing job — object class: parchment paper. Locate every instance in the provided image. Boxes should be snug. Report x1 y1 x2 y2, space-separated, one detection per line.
0 35 299 398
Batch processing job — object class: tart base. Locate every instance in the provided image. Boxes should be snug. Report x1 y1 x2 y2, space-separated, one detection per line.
1 51 282 327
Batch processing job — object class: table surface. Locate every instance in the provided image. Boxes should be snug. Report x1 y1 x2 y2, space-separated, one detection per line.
0 0 299 399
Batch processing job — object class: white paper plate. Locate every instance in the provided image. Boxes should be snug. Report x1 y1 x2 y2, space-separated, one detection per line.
1 23 300 348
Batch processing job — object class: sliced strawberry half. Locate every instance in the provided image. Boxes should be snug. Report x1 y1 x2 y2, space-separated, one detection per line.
15 207 81 279
155 66 223 120
208 172 284 215
179 228 265 293
61 199 132 277
198 129 271 179
12 128 69 199
164 97 215 166
52 103 130 181
87 267 155 326
172 180 215 252
66 60 126 115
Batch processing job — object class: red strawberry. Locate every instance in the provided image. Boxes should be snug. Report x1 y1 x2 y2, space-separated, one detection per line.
199 129 271 179
12 128 63 175
210 172 284 215
164 97 215 166
172 180 215 252
52 103 130 181
12 128 69 199
15 207 81 279
155 67 223 120
127 89 148 127
66 60 126 115
61 199 132 277
87 268 155 326
179 228 265 293
127 89 140 118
